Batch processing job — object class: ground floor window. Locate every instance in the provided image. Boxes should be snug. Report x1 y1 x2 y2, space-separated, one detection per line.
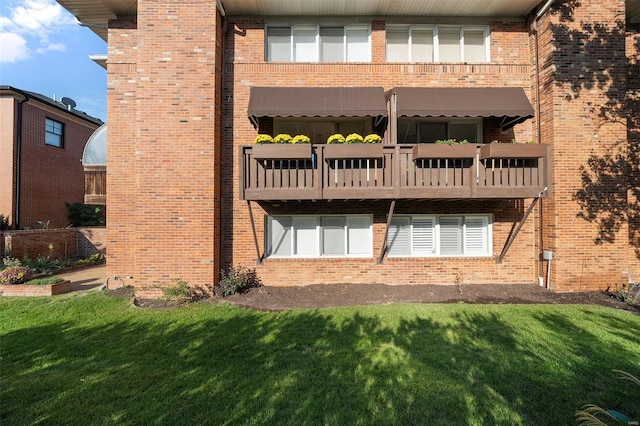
398 118 481 143
388 214 492 257
267 215 372 258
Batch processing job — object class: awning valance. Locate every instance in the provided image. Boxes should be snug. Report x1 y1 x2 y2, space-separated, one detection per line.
248 87 387 127
388 87 534 130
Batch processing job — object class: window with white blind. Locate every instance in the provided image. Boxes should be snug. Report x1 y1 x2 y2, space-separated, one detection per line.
386 25 490 63
388 215 491 257
267 215 372 258
266 25 371 62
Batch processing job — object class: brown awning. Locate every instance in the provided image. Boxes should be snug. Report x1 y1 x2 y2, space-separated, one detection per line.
248 87 387 126
388 87 534 130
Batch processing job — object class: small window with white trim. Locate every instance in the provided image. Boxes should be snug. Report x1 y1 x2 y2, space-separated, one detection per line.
386 25 490 63
388 215 492 257
267 215 373 258
266 25 371 63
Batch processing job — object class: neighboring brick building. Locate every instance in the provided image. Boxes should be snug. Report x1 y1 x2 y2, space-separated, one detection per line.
0 86 103 230
57 0 640 294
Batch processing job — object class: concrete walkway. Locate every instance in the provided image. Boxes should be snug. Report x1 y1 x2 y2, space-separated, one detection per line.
56 264 108 292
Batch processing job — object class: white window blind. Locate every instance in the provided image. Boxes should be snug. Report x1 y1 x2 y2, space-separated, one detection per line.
267 215 372 258
388 215 491 257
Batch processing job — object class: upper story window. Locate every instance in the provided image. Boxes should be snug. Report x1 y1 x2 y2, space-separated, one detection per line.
266 25 371 62
386 25 490 63
45 118 64 148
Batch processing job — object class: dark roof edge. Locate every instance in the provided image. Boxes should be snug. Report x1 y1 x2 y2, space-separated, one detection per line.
0 85 104 126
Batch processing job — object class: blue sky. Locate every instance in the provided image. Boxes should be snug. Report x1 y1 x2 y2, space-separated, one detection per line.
0 0 107 121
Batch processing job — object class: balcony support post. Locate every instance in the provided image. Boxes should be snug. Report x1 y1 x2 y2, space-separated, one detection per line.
377 199 397 264
496 195 541 264
246 201 263 264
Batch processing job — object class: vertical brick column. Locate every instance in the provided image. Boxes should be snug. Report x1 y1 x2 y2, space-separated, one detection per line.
537 0 630 290
107 2 222 293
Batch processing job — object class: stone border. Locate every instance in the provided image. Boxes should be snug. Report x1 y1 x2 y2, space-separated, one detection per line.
0 280 72 297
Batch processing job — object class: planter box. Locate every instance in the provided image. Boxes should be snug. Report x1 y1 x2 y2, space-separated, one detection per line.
412 144 478 159
480 143 548 159
0 280 72 297
324 143 384 159
252 144 313 160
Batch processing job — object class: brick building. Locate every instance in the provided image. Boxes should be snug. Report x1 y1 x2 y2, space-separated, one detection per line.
57 0 640 294
0 86 103 230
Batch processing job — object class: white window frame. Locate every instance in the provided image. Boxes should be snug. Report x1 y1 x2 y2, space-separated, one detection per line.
266 24 371 63
388 214 492 257
386 24 490 63
266 215 373 258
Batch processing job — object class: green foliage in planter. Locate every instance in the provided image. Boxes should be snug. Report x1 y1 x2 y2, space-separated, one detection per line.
327 133 346 144
272 133 293 144
345 133 364 144
1 258 22 271
254 134 274 144
364 133 383 143
75 253 105 266
216 265 263 297
66 202 105 227
0 266 35 284
291 134 311 144
25 276 65 286
435 139 470 145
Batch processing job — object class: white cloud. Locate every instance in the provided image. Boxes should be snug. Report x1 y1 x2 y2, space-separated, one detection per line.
0 0 77 62
0 32 29 62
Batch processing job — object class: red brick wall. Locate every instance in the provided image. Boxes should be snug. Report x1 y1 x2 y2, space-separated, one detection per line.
2 229 78 260
106 2 221 291
6 101 99 229
537 0 631 291
105 2 637 293
221 17 538 288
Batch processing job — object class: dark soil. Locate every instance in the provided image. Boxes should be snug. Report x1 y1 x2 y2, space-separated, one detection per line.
126 283 639 313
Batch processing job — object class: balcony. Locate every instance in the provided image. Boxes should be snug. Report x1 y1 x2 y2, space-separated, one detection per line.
240 144 550 201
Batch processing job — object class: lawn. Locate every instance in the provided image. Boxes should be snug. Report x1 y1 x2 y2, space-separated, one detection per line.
1 293 639 425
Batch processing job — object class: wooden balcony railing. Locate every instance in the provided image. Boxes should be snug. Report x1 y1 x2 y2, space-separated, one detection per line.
84 166 106 205
240 144 550 201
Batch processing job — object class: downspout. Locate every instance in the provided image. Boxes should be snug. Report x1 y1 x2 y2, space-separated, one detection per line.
14 93 29 230
532 0 555 283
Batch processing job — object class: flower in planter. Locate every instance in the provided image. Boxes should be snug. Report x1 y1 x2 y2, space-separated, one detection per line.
0 266 35 284
364 133 383 144
272 133 293 144
435 138 469 145
345 133 364 144
327 134 346 144
254 134 274 144
291 134 311 144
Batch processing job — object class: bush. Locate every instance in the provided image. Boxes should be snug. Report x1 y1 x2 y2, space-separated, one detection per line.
364 133 383 143
272 133 292 144
291 134 311 144
66 202 105 226
0 266 35 284
0 214 9 230
1 258 22 271
345 133 364 144
216 265 263 297
327 134 346 144
435 138 469 145
254 134 273 144
162 280 193 302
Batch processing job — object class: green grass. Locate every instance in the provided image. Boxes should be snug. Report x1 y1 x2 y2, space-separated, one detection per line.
1 293 639 425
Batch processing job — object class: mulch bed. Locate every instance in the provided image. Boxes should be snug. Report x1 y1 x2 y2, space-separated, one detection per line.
112 283 639 313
